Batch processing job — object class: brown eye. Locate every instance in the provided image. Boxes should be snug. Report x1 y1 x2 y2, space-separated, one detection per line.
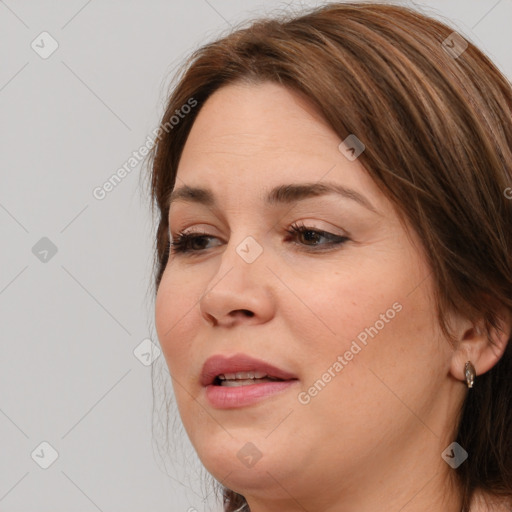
170 230 221 255
285 223 349 250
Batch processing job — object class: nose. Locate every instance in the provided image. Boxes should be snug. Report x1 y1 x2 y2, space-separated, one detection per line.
199 240 275 328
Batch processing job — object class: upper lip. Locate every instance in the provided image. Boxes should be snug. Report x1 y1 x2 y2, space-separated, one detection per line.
200 353 298 386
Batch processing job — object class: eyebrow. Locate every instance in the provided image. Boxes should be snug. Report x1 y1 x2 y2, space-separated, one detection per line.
167 182 379 214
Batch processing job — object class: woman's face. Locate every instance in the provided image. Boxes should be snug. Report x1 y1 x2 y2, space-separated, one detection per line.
155 82 461 508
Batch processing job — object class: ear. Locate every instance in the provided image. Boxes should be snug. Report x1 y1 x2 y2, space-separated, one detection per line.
449 307 511 385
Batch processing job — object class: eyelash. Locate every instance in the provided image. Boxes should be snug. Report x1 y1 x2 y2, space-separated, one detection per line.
169 222 349 255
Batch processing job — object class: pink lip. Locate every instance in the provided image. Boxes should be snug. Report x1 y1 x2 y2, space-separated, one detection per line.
200 353 297 386
200 353 299 409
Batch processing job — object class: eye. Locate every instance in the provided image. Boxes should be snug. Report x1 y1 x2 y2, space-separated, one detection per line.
169 222 349 256
284 221 349 251
169 228 220 255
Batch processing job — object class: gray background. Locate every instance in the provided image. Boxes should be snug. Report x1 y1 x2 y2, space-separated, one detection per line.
1 1 510 511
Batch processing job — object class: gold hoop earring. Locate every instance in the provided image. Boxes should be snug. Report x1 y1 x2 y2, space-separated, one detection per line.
465 361 476 388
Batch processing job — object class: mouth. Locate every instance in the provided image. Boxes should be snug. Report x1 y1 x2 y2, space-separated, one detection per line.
214 371 284 387
200 353 299 408
201 353 298 387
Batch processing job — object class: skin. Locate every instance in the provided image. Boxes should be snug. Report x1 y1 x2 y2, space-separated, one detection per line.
154 81 510 512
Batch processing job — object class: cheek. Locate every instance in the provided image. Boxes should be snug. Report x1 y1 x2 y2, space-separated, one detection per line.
154 272 198 377
291 292 445 453
291 241 443 385
287 263 402 350
155 278 205 428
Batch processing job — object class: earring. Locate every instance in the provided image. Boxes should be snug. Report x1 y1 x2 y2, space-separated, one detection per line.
465 361 476 388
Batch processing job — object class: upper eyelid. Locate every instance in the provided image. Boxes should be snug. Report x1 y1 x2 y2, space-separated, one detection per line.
169 215 348 232
170 223 347 239
170 224 348 247
168 230 349 260
169 232 344 257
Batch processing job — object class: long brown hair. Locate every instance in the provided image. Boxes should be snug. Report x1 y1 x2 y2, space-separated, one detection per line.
146 2 512 510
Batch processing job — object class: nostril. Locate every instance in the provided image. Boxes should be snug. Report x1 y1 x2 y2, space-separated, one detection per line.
230 309 254 318
204 313 218 327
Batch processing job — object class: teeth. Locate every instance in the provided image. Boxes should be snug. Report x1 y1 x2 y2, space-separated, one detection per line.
218 371 268 381
221 378 276 387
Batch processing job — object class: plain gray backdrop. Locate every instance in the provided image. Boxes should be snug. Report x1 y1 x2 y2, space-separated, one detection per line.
1 1 511 511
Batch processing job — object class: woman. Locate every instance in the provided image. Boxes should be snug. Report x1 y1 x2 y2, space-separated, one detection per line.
147 2 512 511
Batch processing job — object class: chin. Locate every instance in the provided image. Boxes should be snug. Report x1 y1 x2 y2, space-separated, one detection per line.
201 449 294 499
188 427 275 479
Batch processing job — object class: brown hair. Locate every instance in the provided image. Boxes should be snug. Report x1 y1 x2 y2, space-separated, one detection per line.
146 2 512 510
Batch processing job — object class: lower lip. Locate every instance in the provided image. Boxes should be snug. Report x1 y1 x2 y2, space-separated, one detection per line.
205 380 298 409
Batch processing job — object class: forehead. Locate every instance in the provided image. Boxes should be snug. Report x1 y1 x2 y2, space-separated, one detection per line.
174 81 387 213
180 82 339 158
